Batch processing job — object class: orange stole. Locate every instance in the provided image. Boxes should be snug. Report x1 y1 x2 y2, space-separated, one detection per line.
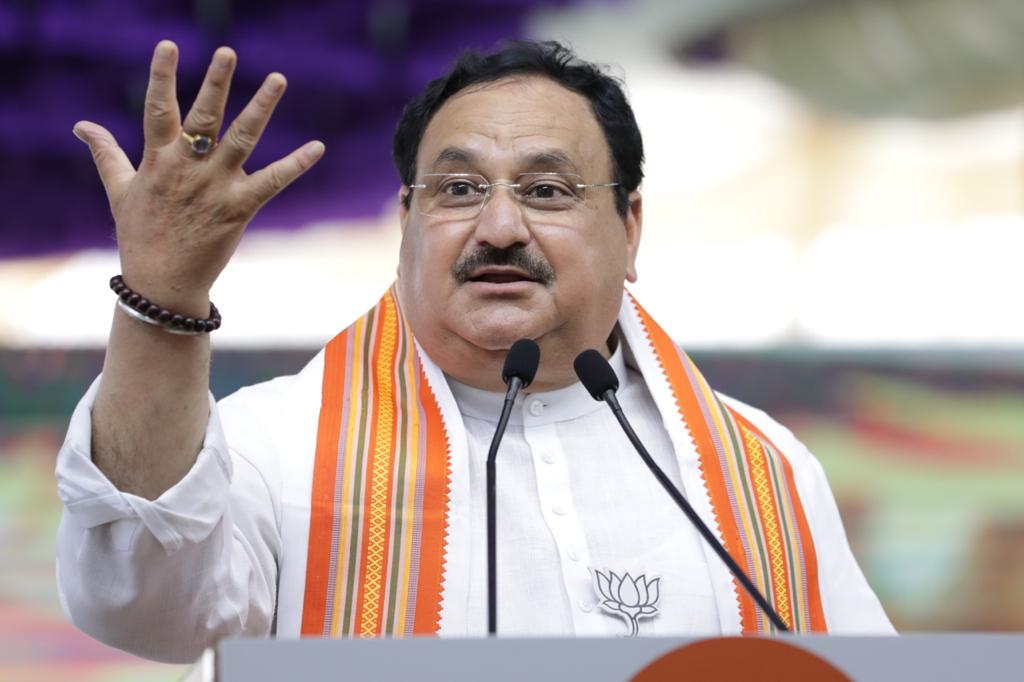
301 288 449 637
301 286 826 637
630 295 827 633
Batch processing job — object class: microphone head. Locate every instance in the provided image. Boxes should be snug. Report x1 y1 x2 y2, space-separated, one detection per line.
573 349 619 400
502 338 541 388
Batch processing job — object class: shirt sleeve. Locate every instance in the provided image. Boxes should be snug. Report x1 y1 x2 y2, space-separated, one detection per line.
55 376 281 663
718 394 896 635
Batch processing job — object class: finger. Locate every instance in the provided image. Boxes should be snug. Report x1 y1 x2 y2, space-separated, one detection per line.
143 40 181 150
216 72 287 169
73 121 136 200
245 141 325 206
180 46 237 155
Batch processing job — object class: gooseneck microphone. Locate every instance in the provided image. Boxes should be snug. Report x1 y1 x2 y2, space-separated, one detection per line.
573 349 790 633
487 338 540 635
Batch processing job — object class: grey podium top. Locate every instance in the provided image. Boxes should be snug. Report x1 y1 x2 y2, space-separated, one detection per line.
209 634 1023 681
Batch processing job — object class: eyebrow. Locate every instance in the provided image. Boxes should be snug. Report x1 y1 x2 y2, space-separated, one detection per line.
431 147 475 169
522 150 580 174
427 147 582 175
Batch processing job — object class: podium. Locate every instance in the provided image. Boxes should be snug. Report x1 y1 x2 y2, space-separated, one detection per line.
185 634 1023 681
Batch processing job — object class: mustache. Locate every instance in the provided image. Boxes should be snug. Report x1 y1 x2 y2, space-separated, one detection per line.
452 244 556 286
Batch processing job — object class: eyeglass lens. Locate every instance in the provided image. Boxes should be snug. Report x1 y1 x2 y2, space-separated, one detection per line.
416 173 588 219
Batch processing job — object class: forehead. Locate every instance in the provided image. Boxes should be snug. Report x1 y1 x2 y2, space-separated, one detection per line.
417 75 611 177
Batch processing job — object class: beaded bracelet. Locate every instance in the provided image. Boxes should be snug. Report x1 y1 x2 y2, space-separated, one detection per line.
109 275 221 335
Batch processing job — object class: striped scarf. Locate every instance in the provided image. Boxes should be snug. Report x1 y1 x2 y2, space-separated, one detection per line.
300 285 826 636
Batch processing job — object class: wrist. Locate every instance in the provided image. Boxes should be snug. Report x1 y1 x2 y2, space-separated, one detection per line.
119 273 211 319
111 275 221 334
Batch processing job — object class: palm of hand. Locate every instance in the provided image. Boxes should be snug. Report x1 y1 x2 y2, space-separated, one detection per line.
74 41 325 305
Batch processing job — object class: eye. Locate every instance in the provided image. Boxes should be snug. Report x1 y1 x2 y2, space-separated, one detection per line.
522 180 574 200
440 179 483 197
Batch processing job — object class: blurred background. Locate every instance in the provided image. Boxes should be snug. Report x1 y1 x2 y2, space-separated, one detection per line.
1 0 1022 679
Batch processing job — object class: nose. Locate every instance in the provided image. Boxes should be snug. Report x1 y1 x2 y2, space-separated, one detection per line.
472 184 531 250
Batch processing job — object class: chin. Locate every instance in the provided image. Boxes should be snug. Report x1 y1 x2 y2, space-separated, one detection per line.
464 325 533 351
458 308 546 351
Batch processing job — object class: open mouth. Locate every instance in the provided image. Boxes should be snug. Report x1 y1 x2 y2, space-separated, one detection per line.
466 268 538 285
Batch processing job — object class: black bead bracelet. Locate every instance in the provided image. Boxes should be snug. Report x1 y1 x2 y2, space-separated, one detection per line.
109 275 221 335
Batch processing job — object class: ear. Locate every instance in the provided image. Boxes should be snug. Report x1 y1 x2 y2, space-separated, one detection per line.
397 188 412 277
623 191 643 283
398 187 410 234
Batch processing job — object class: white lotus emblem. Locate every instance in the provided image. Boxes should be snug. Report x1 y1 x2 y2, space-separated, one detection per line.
593 570 661 637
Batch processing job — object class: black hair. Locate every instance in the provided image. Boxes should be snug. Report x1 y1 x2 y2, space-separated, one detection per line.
393 40 644 217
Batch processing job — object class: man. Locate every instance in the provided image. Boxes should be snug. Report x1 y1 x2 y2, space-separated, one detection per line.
57 40 893 664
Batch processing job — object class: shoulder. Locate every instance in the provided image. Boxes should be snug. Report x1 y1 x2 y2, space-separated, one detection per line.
213 350 327 481
715 391 828 483
217 349 326 422
716 392 803 453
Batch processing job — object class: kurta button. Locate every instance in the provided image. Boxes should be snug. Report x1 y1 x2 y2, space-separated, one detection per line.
578 599 594 613
552 504 566 516
541 451 555 464
567 549 580 561
527 399 545 416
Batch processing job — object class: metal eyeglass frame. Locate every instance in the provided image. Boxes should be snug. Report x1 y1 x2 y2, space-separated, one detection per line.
407 172 619 219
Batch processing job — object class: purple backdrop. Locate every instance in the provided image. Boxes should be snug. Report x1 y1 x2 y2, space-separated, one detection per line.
1 0 590 258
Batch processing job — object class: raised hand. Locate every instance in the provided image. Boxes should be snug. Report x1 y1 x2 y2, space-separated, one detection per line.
73 40 324 315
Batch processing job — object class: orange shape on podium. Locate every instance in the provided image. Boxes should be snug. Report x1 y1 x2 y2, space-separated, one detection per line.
632 637 850 682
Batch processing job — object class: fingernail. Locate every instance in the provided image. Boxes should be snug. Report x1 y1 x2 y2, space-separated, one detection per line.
306 141 325 160
266 75 286 94
214 47 234 70
155 40 175 61
72 126 87 143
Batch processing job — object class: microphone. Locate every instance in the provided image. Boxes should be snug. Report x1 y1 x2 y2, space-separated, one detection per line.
573 349 790 633
487 338 540 635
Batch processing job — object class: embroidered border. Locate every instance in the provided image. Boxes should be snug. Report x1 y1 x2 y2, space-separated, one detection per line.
301 287 451 637
629 294 826 634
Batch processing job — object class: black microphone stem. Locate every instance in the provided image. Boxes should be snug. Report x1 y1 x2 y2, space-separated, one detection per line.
601 389 791 633
486 375 522 636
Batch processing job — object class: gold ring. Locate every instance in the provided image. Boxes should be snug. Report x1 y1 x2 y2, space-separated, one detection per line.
181 130 216 155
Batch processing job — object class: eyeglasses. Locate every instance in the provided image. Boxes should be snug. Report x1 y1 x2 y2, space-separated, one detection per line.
408 172 619 220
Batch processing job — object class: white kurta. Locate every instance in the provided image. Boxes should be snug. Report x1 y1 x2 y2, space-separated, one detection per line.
55 330 893 664
452 341 720 637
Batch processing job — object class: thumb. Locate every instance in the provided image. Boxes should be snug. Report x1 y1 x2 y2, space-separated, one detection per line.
73 121 135 199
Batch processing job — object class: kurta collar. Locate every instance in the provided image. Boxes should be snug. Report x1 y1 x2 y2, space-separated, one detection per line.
446 336 629 427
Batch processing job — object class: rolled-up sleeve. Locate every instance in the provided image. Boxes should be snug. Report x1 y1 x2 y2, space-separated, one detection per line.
55 377 281 663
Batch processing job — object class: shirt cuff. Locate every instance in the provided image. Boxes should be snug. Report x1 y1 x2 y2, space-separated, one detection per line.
55 375 233 554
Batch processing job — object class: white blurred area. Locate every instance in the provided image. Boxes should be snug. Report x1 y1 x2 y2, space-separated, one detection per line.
626 80 1023 347
2 0 1021 349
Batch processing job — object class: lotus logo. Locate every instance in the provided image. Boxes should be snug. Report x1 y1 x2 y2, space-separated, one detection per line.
594 570 661 637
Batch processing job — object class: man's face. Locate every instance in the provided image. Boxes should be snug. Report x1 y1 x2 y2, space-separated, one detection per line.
398 75 642 391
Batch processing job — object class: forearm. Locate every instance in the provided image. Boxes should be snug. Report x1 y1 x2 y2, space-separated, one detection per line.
92 286 212 500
